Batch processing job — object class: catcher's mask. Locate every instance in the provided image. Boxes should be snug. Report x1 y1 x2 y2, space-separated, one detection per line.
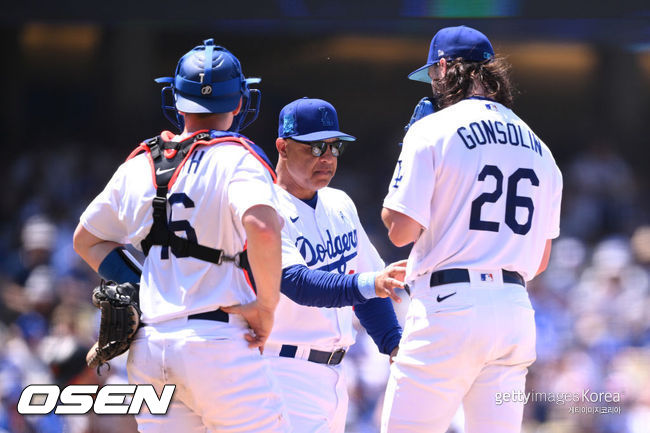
154 39 261 133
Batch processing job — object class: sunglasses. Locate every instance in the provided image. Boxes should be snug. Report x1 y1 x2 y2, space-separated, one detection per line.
292 139 346 157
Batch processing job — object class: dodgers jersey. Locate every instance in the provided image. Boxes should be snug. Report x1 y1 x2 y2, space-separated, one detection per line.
384 98 563 282
269 186 384 350
80 131 278 323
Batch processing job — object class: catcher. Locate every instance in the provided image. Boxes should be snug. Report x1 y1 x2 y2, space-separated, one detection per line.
73 39 289 432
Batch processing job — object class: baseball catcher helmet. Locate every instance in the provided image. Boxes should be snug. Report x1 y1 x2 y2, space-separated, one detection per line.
155 38 261 132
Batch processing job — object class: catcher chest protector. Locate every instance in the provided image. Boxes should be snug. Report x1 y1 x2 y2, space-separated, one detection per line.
128 129 276 270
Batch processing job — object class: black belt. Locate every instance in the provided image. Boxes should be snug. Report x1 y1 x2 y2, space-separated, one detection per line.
278 345 346 365
188 308 229 323
429 269 525 287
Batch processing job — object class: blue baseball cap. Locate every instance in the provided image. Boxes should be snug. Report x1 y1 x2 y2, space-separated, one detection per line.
278 97 356 142
408 26 495 83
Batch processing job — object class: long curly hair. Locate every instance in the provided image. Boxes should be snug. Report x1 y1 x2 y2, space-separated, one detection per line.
432 56 516 110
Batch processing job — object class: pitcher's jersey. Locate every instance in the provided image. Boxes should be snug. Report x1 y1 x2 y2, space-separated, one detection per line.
80 132 278 323
384 98 562 282
268 186 384 350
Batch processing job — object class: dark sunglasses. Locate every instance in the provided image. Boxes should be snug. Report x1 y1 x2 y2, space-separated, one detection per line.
292 139 346 157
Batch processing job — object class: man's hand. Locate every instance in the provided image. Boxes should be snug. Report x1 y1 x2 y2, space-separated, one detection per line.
374 259 408 303
222 301 275 352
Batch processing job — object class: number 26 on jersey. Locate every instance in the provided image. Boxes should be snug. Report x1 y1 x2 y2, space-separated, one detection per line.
469 165 539 235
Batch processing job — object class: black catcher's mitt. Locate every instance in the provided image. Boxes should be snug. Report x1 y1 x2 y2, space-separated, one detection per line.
86 280 141 372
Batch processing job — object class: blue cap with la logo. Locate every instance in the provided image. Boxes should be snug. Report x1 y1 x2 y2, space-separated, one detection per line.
409 25 495 83
278 97 356 142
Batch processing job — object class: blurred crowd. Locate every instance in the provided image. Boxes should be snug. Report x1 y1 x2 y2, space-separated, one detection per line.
1 141 649 432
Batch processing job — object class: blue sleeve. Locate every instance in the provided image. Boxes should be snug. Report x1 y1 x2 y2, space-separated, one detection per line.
354 297 402 355
97 247 141 284
281 264 369 307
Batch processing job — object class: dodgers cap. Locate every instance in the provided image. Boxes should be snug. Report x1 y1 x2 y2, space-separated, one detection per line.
278 97 356 142
408 25 495 83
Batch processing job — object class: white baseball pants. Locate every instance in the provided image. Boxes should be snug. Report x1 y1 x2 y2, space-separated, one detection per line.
264 350 348 433
127 316 290 433
381 270 536 433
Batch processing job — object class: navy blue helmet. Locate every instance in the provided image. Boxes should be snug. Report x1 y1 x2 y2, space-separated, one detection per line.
155 39 261 132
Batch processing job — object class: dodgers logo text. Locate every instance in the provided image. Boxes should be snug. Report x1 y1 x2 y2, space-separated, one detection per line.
295 229 358 273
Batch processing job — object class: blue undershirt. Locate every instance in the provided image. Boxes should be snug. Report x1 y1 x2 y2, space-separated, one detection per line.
301 192 319 209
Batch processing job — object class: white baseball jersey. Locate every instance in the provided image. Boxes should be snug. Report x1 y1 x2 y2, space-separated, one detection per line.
384 98 563 282
80 132 278 323
268 186 384 350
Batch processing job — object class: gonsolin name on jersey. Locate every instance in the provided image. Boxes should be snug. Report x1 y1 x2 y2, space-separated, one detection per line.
456 120 543 156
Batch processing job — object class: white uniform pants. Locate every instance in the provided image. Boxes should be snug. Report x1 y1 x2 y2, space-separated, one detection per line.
381 271 536 433
265 350 348 433
127 316 290 433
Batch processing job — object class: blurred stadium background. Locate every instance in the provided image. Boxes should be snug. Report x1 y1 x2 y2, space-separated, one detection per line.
1 1 649 432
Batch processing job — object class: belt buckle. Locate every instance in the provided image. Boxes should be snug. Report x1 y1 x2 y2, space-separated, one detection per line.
328 349 346 365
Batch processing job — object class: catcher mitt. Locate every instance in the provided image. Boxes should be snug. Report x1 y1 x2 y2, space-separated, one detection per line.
87 280 141 373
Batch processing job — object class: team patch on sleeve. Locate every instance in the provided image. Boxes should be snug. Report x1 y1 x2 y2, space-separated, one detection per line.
392 160 404 188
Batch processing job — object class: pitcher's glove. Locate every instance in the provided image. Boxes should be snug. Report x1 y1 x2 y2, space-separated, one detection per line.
400 97 437 146
86 280 141 373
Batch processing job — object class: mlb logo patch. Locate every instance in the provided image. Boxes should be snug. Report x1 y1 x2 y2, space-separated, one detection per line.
485 103 498 111
481 273 494 282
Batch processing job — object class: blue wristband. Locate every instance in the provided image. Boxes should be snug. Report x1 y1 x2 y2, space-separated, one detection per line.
357 272 379 300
